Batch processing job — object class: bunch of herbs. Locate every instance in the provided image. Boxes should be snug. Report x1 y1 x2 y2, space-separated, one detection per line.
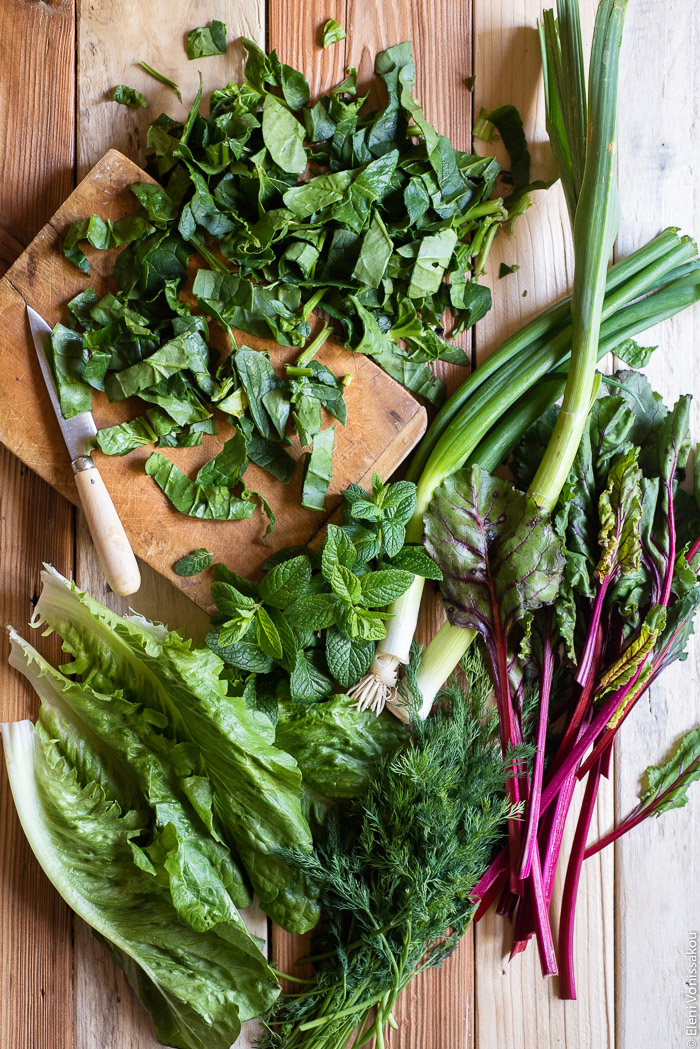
206 476 441 711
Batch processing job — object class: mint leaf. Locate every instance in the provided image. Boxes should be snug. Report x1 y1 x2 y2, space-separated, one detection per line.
256 606 283 660
260 555 312 609
359 569 414 608
388 546 442 580
211 581 257 614
290 651 333 703
286 593 339 631
212 563 259 599
173 548 214 576
330 565 362 604
325 629 375 688
321 524 357 580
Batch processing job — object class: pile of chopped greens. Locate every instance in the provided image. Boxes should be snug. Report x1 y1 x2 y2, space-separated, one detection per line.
50 37 535 525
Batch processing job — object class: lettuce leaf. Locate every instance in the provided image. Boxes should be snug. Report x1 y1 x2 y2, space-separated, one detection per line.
16 568 320 934
275 695 408 799
2 647 278 1049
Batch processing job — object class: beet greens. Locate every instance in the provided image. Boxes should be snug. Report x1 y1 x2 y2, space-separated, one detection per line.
424 372 700 996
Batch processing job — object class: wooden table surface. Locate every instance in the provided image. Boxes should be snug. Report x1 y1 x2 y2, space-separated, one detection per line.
0 2 698 1048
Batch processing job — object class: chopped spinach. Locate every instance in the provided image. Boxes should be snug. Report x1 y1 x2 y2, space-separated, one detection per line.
111 85 147 108
138 61 183 103
57 39 532 528
186 20 227 59
321 19 346 48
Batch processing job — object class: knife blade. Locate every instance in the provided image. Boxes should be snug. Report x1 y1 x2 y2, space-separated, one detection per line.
27 305 141 597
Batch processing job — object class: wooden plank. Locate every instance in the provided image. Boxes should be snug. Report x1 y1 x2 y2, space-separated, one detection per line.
76 0 265 179
471 3 616 1047
0 4 76 1049
613 3 700 1045
0 460 76 1049
0 0 75 269
0 149 426 612
73 4 270 1048
267 2 476 1046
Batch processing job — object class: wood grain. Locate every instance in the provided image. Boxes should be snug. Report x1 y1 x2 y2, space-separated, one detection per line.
0 0 75 268
613 3 700 1046
0 4 77 1049
267 3 476 1047
76 0 265 179
0 458 75 1049
471 3 616 1047
0 150 426 611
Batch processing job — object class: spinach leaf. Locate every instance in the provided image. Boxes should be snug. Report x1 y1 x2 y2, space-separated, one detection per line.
112 84 147 108
47 325 92 417
145 452 257 520
195 432 247 486
301 427 335 510
321 19 346 48
54 39 526 529
187 20 227 59
262 94 307 175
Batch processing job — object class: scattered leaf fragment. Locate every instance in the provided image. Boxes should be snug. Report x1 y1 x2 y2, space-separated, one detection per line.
174 548 215 575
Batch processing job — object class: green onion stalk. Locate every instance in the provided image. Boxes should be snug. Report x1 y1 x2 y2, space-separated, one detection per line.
351 230 700 719
349 0 700 722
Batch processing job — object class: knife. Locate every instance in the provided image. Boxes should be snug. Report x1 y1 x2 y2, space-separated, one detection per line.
27 305 141 597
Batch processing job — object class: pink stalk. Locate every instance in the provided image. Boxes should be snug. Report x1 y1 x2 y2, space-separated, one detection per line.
530 847 558 977
558 755 604 999
473 862 508 921
518 623 554 880
686 532 700 565
584 752 700 859
539 660 650 812
574 577 610 686
542 769 580 904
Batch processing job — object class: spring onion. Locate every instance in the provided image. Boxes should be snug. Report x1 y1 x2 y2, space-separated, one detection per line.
351 0 700 721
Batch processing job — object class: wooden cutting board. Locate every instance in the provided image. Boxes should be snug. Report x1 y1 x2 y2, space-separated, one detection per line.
0 149 426 611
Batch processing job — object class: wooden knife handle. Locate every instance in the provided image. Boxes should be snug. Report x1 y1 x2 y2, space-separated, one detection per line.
73 461 141 596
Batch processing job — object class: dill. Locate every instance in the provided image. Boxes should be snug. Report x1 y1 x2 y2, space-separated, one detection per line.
258 649 514 1048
